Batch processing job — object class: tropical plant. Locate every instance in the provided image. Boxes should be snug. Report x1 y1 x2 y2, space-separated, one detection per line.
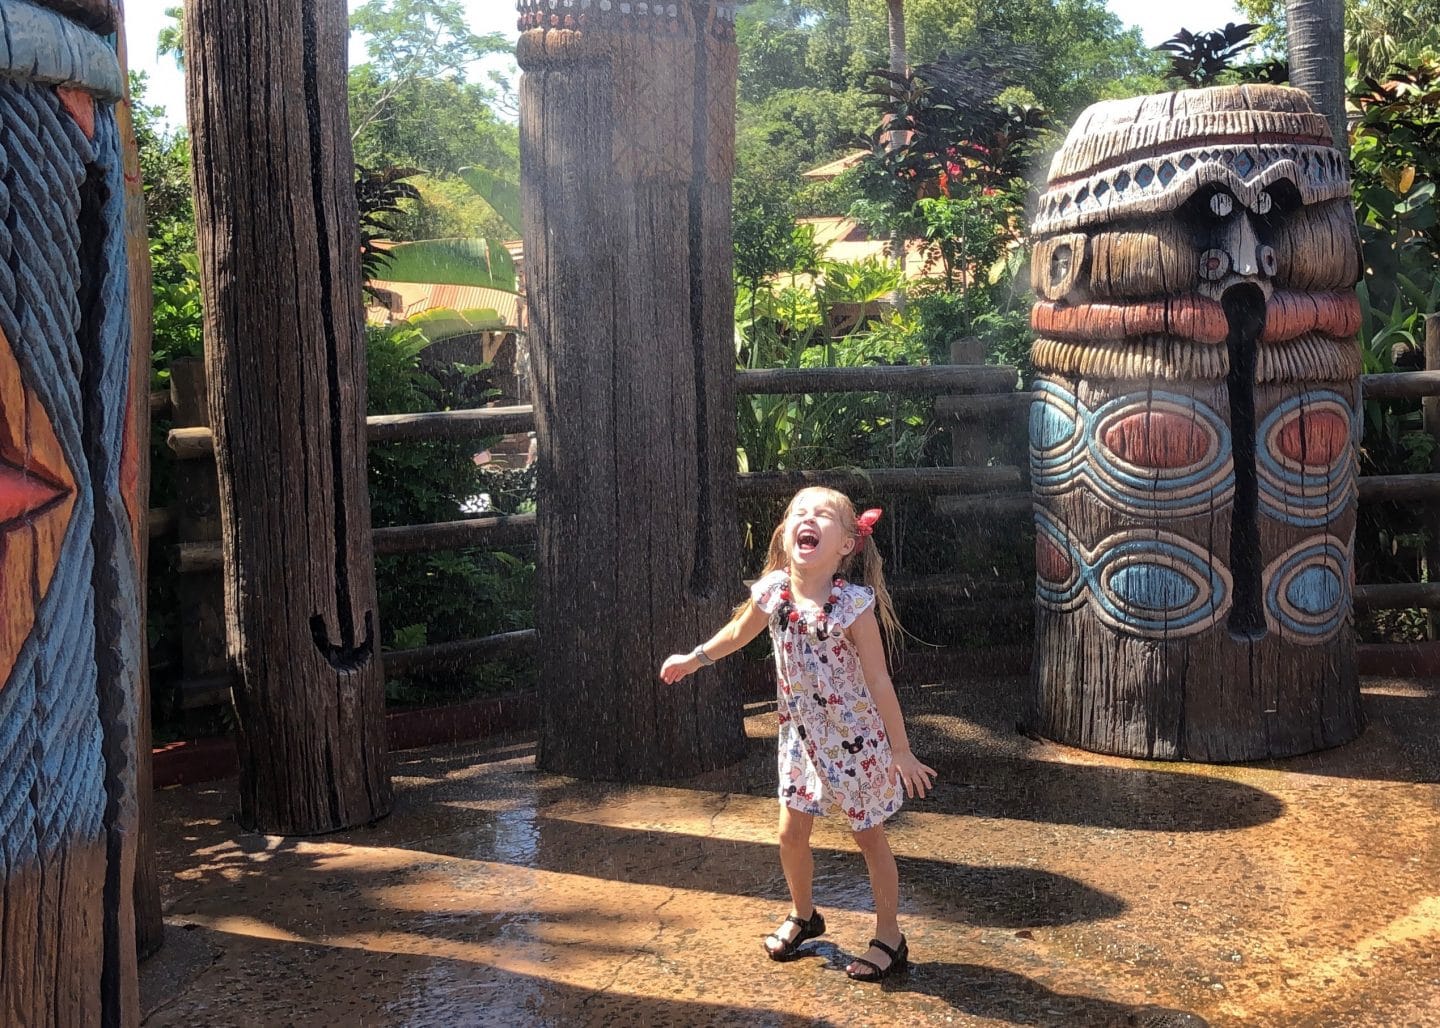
357 164 423 285
374 166 522 291
364 320 536 699
1156 23 1288 86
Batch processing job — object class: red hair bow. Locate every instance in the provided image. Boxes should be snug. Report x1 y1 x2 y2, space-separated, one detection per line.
854 508 883 549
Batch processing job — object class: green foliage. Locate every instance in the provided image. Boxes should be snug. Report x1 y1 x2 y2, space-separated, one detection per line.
457 167 522 235
1343 61 1440 635
364 322 537 701
1155 23 1288 87
348 1 519 242
818 256 903 305
1236 0 1440 77
357 165 424 285
733 0 1163 224
1350 60 1440 313
130 73 203 385
158 5 184 67
374 237 519 290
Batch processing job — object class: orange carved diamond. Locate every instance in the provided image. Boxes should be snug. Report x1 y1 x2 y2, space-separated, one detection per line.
0 327 76 689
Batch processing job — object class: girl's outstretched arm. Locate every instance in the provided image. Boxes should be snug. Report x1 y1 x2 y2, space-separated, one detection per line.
659 601 770 684
850 607 937 799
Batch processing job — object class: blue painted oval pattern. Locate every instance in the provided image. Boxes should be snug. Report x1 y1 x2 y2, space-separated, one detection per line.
1263 535 1350 643
1031 379 1234 517
1034 509 1232 638
1110 564 1200 612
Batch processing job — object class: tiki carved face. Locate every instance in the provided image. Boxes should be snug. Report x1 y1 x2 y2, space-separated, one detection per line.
1029 86 1362 649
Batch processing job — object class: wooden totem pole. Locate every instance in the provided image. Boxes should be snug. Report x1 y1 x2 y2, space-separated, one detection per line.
186 0 392 832
0 0 147 1021
517 1 748 779
1028 86 1365 761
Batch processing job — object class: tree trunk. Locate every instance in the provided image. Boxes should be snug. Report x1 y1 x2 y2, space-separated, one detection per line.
1028 86 1364 761
114 1 165 962
1286 0 1348 149
0 6 144 1023
887 0 907 76
184 0 392 833
517 1 747 779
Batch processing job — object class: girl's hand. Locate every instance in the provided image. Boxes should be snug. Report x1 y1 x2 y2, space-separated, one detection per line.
659 654 699 684
889 749 937 799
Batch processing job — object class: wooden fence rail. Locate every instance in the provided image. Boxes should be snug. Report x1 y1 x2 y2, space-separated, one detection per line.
737 466 1023 498
153 365 1440 701
168 405 538 459
176 513 539 572
735 364 1019 395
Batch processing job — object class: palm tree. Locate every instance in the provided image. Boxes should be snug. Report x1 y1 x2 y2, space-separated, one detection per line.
887 0 907 76
1285 0 1347 149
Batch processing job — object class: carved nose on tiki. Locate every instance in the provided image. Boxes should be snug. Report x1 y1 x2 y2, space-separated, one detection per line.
1223 215 1265 277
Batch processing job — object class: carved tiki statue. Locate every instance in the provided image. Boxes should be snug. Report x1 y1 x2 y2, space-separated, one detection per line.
1028 86 1365 760
0 1 148 1020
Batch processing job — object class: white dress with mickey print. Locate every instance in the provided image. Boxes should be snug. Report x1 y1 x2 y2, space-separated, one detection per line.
751 570 902 832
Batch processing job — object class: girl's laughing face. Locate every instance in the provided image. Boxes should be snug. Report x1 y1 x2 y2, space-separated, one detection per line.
785 490 854 572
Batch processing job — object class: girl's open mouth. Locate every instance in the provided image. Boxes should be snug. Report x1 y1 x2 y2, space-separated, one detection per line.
796 527 820 553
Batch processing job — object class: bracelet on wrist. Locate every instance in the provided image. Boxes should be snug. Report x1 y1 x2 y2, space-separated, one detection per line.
692 645 715 667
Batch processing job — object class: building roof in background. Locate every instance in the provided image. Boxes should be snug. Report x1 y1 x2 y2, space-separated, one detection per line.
800 150 869 181
795 216 934 281
369 281 522 326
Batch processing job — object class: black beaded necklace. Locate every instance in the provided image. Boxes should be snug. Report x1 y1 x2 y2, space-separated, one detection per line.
775 574 845 639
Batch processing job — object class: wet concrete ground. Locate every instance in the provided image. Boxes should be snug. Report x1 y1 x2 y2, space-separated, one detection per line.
141 673 1440 1027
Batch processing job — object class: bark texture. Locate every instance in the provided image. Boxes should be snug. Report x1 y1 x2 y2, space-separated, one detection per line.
1028 85 1364 761
517 2 747 779
887 0 907 75
1286 0 1348 149
184 0 392 832
114 3 163 962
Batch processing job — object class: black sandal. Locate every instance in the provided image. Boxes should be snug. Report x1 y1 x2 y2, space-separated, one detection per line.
846 935 908 981
763 909 826 961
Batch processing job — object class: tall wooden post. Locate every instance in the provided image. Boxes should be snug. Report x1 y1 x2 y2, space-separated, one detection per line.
1028 86 1365 760
517 1 748 779
114 0 164 961
0 0 144 1021
1424 315 1440 641
185 0 392 832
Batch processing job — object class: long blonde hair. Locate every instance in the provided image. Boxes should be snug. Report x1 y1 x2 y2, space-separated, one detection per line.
741 487 902 655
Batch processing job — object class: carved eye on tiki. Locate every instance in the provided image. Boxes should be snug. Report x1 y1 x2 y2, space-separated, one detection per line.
1031 232 1088 300
1199 247 1232 281
1209 191 1235 219
1049 245 1072 287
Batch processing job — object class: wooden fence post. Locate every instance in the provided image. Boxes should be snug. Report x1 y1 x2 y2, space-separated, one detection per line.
168 359 229 697
1424 314 1440 641
0 1 144 1020
517 1 747 778
185 0 392 832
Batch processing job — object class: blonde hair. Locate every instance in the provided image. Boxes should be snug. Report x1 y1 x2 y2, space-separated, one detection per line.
740 487 902 655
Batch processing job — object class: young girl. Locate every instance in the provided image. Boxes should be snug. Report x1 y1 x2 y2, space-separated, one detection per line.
660 487 936 982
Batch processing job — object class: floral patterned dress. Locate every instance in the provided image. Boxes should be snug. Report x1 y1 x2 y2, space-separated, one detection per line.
751 570 903 832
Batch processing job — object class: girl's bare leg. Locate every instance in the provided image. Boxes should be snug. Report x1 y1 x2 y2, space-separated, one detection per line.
768 805 816 949
849 824 903 972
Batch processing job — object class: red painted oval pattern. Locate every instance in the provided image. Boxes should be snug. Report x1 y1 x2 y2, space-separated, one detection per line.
1102 412 1211 469
1036 534 1073 583
1276 411 1349 466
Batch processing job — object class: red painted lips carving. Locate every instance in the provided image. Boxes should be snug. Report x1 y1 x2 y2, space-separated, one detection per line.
0 328 76 689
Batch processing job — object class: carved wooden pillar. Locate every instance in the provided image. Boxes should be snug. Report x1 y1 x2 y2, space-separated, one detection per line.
185 0 393 832
0 0 144 1021
517 1 747 779
1028 86 1365 760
